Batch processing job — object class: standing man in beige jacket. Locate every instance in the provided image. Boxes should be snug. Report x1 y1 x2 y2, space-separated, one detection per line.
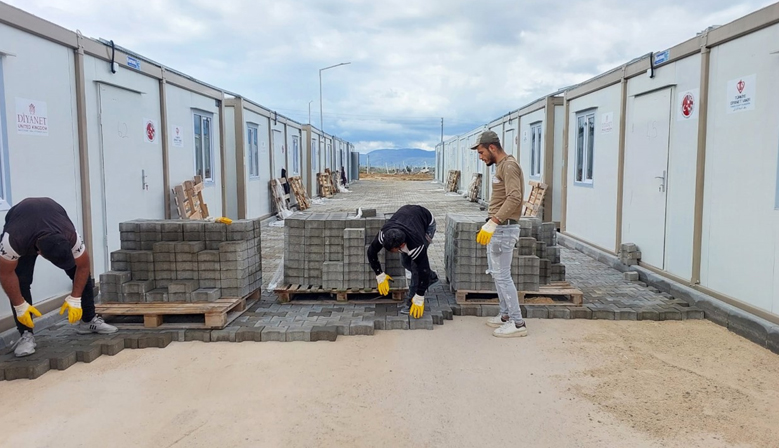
471 130 528 338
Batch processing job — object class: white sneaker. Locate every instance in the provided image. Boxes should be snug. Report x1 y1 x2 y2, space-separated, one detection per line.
13 331 36 357
493 320 528 338
76 316 118 334
486 314 509 328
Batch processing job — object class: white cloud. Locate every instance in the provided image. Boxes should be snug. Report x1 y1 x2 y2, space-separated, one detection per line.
352 141 397 153
8 0 776 150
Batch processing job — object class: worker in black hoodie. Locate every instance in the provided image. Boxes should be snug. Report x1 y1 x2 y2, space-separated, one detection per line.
366 205 439 318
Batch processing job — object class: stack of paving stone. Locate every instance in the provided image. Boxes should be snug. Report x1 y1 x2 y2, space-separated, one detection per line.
99 219 262 303
283 210 405 290
619 243 641 266
445 214 565 292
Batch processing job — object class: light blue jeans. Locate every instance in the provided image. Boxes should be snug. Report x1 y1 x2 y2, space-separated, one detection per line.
486 225 524 324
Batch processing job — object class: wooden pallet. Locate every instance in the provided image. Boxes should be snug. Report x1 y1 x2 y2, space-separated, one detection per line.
455 281 583 305
271 178 292 217
328 168 339 193
318 172 334 198
96 289 260 329
172 175 210 220
275 284 408 303
468 173 482 202
288 176 310 210
522 180 548 218
446 170 461 192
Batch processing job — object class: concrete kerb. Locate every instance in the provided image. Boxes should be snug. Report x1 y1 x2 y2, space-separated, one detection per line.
557 233 779 355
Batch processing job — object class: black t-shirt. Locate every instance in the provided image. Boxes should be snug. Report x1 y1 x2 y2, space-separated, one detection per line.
0 198 85 264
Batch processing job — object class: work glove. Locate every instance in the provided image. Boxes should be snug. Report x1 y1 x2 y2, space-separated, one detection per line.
206 216 233 225
410 294 425 319
476 219 498 246
59 295 83 324
376 273 393 296
14 302 42 329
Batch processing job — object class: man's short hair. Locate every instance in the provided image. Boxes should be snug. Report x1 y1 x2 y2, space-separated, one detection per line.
382 228 405 251
37 234 75 270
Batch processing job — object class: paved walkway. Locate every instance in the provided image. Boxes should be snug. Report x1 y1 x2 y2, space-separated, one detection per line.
0 179 702 380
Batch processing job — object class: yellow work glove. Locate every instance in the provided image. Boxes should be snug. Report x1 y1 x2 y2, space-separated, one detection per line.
206 216 233 225
410 294 425 319
376 273 393 296
59 295 83 324
476 219 498 246
14 302 42 329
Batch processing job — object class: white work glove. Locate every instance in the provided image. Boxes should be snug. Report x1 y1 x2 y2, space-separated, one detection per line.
476 219 498 245
410 294 425 319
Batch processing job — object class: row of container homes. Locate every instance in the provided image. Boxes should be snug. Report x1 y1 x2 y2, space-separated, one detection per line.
0 2 355 328
436 3 779 322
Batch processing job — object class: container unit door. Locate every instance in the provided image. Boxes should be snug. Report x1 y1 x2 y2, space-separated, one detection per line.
98 84 162 271
272 129 284 180
622 88 672 268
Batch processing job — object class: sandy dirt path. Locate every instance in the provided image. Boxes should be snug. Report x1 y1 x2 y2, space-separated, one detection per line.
0 318 776 448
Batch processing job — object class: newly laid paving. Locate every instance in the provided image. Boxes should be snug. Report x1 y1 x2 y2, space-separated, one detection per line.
0 179 701 380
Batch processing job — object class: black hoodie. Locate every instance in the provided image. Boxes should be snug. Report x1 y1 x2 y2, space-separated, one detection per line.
367 205 434 296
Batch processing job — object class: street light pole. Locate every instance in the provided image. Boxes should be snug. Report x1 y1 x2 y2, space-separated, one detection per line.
308 100 313 125
319 62 351 135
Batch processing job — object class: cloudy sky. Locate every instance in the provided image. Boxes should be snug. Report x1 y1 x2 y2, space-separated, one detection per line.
7 0 775 152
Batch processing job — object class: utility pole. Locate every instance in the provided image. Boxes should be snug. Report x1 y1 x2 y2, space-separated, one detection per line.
440 117 444 145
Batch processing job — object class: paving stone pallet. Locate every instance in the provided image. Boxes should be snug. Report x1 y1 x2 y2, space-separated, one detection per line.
283 210 405 289
100 218 263 304
445 213 565 293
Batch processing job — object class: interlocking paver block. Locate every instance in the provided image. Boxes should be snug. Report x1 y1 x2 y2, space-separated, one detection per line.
311 326 338 341
261 326 288 342
93 338 125 356
49 351 78 370
1 359 50 380
236 327 263 342
212 327 239 342
385 316 409 330
184 330 212 342
349 321 375 336
409 315 434 330
74 345 102 363
286 327 311 342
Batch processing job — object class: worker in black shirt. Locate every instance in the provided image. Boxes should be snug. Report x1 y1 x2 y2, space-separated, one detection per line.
0 197 117 357
367 205 439 318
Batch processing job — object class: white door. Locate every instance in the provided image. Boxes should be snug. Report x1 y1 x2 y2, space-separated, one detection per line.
272 129 284 179
504 129 515 159
98 84 163 270
622 88 672 268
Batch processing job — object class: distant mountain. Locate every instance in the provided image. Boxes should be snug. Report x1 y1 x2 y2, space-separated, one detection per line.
359 148 435 168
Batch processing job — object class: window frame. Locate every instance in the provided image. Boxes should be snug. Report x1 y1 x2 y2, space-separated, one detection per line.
247 123 259 179
574 110 596 186
530 122 542 178
292 135 300 175
193 111 214 182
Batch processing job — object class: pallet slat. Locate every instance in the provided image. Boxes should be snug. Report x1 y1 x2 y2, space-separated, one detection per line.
274 285 407 303
455 281 583 305
96 289 260 329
